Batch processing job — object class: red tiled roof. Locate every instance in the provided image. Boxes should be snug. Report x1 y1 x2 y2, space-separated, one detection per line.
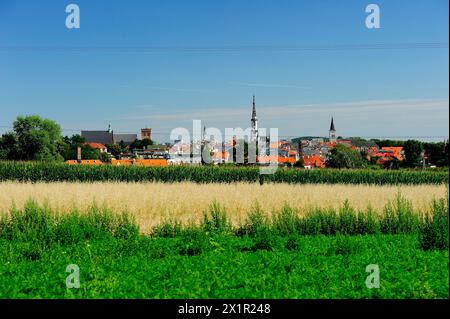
84 142 107 149
379 147 404 161
258 156 296 164
302 155 325 168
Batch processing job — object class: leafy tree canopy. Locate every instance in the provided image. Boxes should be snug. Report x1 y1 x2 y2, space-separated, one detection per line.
0 115 63 161
326 144 365 169
403 140 424 167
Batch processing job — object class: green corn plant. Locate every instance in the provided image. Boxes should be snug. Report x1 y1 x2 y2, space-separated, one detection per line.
0 161 447 184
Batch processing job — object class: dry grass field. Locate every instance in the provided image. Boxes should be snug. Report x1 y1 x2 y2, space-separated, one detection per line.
0 182 446 233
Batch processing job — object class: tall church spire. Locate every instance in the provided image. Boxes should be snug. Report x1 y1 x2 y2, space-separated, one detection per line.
329 116 336 143
252 95 257 119
251 95 258 142
330 117 336 131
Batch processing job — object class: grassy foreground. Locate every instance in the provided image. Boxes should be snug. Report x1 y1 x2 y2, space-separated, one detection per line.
0 198 448 299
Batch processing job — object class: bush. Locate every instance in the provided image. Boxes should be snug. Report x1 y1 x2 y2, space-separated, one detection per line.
202 202 230 234
380 194 419 234
0 200 139 245
419 198 449 251
356 205 379 234
236 204 270 237
301 208 338 235
272 204 301 236
338 200 358 235
151 220 183 238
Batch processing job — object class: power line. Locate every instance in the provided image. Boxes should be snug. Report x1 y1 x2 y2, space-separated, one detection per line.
0 42 447 53
0 126 447 138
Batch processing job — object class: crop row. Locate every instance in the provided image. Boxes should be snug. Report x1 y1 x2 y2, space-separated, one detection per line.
0 161 448 184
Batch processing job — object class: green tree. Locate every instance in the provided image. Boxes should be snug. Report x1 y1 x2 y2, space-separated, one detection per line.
106 143 124 158
10 115 63 161
59 135 101 161
371 139 405 148
326 144 364 169
130 138 154 150
118 140 127 151
423 141 447 166
403 140 424 167
100 152 111 163
0 132 20 160
442 141 450 167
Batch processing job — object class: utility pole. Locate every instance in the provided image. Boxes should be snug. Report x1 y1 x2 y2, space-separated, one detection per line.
77 146 82 164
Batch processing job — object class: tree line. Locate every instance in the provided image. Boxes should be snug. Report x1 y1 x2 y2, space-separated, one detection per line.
0 115 153 162
326 140 449 169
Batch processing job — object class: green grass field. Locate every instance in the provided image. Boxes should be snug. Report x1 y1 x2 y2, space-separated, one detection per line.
0 198 448 299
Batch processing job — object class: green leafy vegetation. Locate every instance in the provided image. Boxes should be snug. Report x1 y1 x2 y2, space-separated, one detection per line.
326 144 365 169
59 134 103 162
0 115 63 161
403 140 425 168
0 161 447 185
420 198 450 251
372 139 449 167
0 197 448 298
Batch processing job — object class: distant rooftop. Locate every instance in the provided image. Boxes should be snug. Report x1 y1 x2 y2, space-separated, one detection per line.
81 131 114 145
114 134 138 145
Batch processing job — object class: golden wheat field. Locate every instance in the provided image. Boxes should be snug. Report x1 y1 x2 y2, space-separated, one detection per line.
0 181 447 233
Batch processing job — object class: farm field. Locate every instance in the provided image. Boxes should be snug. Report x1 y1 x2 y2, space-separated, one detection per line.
2 0 449 304
0 181 447 233
1 234 447 299
0 162 448 299
0 161 448 185
0 199 448 299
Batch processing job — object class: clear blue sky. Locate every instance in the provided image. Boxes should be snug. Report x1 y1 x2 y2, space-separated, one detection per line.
0 0 448 142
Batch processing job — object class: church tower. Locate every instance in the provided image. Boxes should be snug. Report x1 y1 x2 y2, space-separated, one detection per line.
251 95 258 143
329 117 336 143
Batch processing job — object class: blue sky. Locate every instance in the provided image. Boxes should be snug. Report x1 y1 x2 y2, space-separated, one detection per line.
0 0 448 142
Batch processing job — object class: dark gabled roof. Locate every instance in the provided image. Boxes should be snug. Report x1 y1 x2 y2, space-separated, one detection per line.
81 131 114 145
113 134 138 145
330 117 336 131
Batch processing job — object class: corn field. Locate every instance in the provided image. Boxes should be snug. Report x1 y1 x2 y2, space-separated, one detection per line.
0 161 448 185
